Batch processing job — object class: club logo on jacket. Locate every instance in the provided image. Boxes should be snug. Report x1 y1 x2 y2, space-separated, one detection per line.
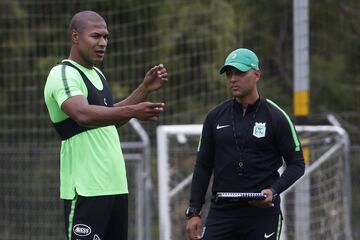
253 122 266 138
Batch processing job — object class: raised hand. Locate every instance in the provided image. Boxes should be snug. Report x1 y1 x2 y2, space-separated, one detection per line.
143 64 168 92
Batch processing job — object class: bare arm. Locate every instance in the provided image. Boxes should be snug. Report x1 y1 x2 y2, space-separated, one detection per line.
115 64 168 107
61 95 164 127
114 83 149 107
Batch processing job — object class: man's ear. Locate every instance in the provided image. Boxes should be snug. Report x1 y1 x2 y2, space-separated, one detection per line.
71 30 79 44
255 69 261 81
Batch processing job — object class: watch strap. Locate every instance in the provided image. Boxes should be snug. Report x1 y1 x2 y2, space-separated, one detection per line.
185 207 201 219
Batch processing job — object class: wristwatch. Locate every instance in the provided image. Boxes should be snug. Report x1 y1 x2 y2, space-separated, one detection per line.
270 188 278 203
185 207 201 219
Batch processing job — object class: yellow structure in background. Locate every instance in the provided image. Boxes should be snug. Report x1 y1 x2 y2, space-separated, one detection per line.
294 90 309 117
300 138 310 164
294 90 310 164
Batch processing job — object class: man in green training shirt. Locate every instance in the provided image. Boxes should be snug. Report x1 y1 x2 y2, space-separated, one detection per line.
44 10 167 240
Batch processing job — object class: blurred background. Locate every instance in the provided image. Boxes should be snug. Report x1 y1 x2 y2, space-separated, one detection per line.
0 0 359 239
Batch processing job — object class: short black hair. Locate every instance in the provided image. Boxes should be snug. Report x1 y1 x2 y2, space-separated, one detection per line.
68 10 106 39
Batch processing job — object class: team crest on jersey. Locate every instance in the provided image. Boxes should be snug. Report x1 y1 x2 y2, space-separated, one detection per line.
253 122 266 138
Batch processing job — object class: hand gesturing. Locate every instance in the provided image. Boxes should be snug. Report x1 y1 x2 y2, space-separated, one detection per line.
143 64 168 92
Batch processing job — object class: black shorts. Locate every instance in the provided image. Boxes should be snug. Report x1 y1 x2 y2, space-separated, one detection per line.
64 194 128 240
202 213 283 240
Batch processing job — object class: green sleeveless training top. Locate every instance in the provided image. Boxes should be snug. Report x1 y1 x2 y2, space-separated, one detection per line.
44 60 128 199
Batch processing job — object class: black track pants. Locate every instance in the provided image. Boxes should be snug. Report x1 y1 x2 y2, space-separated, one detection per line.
202 214 283 240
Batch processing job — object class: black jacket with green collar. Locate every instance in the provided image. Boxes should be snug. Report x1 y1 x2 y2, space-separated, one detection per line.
189 97 305 217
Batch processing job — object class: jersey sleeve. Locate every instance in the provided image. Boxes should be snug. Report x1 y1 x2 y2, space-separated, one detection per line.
270 109 305 194
48 65 85 108
189 113 215 209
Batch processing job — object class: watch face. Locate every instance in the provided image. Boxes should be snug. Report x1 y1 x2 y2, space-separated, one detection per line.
185 207 199 217
185 207 192 216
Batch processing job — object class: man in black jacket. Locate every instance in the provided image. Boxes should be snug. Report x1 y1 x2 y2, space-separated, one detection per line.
185 48 305 240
